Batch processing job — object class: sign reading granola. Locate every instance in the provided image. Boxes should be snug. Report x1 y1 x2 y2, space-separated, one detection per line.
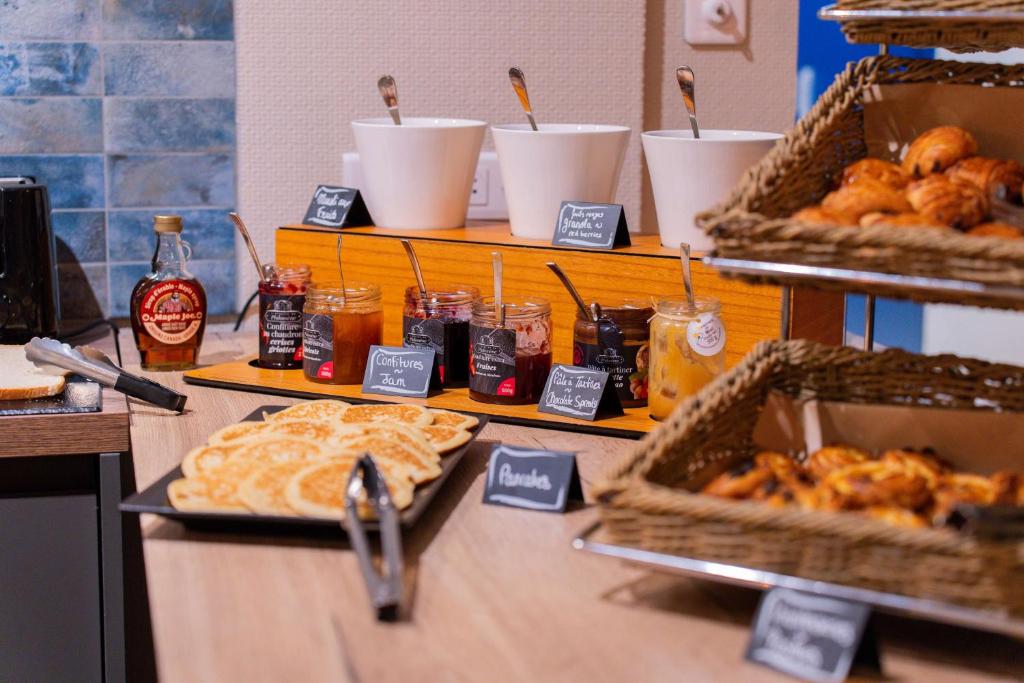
302 185 372 228
482 444 584 513
551 201 631 249
361 346 435 398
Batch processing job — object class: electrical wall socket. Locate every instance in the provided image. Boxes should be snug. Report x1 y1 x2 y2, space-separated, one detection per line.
340 150 508 220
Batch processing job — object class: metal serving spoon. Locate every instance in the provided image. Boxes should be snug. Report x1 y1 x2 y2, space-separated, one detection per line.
680 242 696 309
378 75 400 125
228 212 268 283
676 66 699 139
508 67 538 131
545 262 597 321
400 239 429 313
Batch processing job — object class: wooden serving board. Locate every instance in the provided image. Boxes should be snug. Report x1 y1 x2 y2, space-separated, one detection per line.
184 359 658 437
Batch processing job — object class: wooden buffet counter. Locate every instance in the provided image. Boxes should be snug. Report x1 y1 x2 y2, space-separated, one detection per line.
127 327 1023 682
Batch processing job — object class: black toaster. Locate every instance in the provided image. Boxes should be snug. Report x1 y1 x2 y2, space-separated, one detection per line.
0 177 60 342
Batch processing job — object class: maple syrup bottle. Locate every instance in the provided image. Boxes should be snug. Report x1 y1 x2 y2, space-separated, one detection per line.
130 215 207 370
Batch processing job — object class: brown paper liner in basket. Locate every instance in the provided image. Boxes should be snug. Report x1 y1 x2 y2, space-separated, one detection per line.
595 340 1024 616
698 55 1024 309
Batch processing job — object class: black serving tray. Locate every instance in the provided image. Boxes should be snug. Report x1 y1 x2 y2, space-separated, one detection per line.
0 375 102 416
121 405 488 533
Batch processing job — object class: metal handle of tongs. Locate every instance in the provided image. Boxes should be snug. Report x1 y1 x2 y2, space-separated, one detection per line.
344 454 404 621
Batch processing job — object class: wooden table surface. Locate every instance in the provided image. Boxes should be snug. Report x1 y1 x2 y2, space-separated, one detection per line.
126 326 1023 682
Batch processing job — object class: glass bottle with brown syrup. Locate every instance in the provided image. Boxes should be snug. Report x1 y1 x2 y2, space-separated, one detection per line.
129 215 207 370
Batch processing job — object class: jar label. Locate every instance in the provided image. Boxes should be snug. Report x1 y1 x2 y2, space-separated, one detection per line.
260 293 305 366
687 313 726 357
469 324 517 397
574 341 649 405
403 315 472 387
302 312 334 379
139 280 204 346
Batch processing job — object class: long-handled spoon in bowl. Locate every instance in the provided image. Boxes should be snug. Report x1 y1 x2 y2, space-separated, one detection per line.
508 67 538 131
378 75 401 125
676 66 699 139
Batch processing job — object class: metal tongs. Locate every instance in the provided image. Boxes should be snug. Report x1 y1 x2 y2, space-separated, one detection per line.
344 454 404 621
25 337 187 413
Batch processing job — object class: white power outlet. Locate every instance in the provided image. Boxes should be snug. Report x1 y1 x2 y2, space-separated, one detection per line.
340 150 508 220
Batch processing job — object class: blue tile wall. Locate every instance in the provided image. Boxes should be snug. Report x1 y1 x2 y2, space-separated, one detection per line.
0 1 236 320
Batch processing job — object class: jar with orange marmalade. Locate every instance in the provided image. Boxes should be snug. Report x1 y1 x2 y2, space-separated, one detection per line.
302 283 383 384
648 296 726 420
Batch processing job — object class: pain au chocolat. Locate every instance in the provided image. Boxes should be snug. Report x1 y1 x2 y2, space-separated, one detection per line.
901 125 978 177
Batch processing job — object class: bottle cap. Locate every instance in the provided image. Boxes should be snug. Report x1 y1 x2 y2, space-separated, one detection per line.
153 215 183 233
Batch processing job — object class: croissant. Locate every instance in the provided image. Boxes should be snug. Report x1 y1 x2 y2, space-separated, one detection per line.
821 177 912 222
902 125 978 177
905 176 988 229
841 158 910 190
807 445 869 479
859 211 949 230
792 205 846 226
946 156 1024 203
966 222 1023 239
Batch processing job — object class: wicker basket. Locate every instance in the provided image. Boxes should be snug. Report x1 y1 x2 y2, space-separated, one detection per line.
699 55 1024 310
595 340 1024 616
832 0 1024 52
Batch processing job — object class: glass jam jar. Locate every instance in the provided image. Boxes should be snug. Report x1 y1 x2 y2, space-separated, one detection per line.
469 297 552 405
573 299 653 408
402 285 478 388
649 296 726 420
258 263 311 369
301 282 383 384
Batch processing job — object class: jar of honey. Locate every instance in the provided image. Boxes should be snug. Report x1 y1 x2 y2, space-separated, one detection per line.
648 296 726 420
258 263 311 369
573 299 652 408
469 297 552 405
402 285 478 388
302 282 383 384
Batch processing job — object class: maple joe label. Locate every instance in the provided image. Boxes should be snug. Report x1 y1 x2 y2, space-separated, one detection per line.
302 313 334 379
138 280 204 345
687 312 726 356
469 324 517 397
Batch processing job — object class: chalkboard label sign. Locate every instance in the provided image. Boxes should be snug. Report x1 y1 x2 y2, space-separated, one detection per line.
360 346 435 398
537 364 624 421
302 185 372 228
551 201 631 249
482 444 584 513
746 588 880 683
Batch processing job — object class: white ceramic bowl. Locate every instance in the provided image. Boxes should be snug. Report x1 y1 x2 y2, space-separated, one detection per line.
642 129 782 250
351 117 486 229
492 123 630 240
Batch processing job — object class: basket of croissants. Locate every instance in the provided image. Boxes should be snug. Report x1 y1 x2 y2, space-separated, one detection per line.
831 0 1024 54
699 54 1024 309
595 339 1024 615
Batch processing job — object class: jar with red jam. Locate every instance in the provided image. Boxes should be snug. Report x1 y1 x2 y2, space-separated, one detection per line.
258 263 311 369
402 285 478 388
469 297 552 405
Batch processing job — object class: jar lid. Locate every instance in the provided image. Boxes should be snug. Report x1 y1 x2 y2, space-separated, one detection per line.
153 215 183 233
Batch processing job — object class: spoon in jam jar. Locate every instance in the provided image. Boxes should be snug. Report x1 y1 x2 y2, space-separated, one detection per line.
401 239 430 315
545 262 599 322
679 242 696 310
336 234 347 304
228 212 268 283
492 251 505 327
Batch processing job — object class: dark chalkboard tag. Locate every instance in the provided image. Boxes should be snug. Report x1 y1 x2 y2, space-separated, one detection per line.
360 346 435 398
302 185 372 228
482 444 584 513
551 201 631 249
746 588 882 682
537 363 624 421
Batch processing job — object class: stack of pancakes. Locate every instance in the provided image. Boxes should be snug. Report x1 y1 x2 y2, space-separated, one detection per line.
167 400 478 519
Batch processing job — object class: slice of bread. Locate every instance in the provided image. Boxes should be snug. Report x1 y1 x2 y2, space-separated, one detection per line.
0 344 67 400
